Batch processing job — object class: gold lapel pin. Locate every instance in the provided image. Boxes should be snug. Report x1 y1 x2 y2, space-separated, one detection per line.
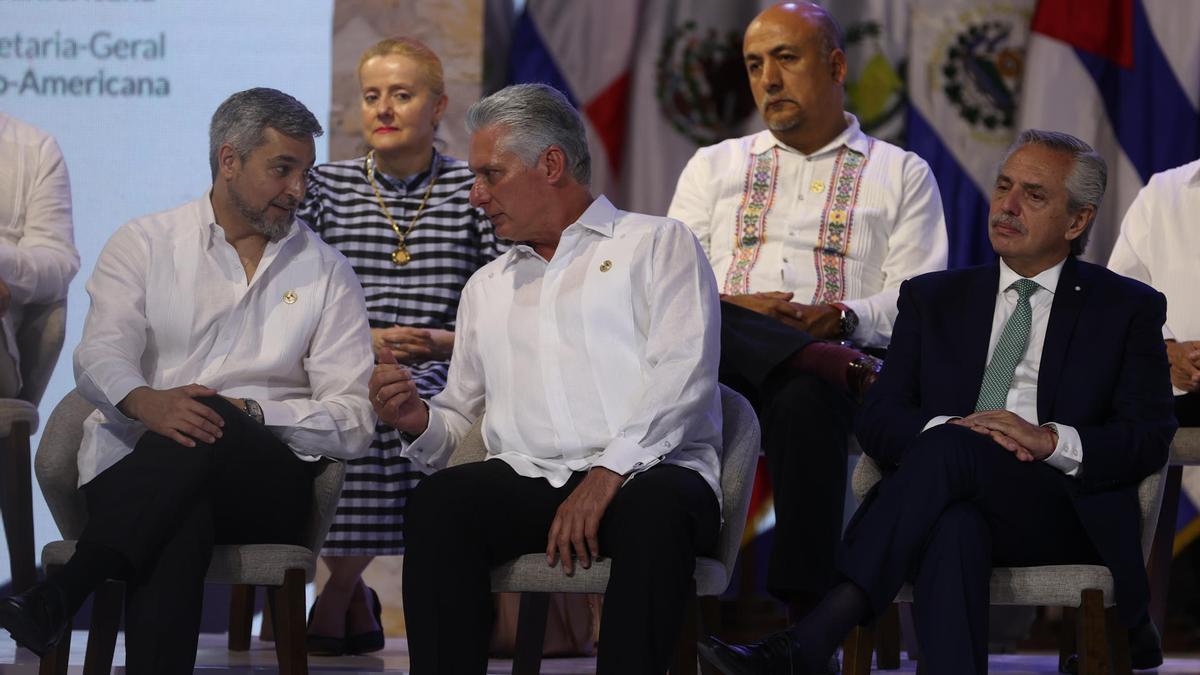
810 180 825 193
283 290 298 304
599 260 613 272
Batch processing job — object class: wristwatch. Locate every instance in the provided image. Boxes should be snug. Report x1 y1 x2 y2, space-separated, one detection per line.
242 398 265 425
831 302 859 340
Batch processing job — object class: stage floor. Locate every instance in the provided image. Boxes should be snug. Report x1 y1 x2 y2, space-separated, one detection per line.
3 632 1200 673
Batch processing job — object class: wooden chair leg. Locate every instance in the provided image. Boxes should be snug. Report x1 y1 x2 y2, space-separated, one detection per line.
38 563 70 675
82 580 123 675
1076 589 1110 675
1147 464 1181 633
1059 606 1078 674
875 602 901 669
270 570 309 675
1 424 37 593
671 590 700 675
842 623 876 675
512 592 550 675
228 584 256 651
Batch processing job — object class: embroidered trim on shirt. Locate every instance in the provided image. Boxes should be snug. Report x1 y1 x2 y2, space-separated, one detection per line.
812 139 874 304
724 148 780 295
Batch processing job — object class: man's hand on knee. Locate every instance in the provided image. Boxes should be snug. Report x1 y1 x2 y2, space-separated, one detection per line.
118 384 224 447
951 411 1056 462
546 467 624 575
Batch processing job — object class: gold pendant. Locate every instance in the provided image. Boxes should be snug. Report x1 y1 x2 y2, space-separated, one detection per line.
392 246 411 265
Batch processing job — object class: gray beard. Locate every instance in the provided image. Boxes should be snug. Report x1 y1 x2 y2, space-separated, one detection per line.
228 185 292 241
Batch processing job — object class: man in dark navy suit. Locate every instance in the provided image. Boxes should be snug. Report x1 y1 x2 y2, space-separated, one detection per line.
700 129 1177 675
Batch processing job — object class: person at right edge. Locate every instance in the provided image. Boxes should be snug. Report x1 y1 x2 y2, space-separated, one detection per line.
700 130 1176 674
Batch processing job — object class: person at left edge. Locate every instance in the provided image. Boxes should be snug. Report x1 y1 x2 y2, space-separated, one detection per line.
0 88 375 674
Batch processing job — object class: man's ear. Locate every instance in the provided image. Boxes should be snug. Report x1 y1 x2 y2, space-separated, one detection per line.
830 48 848 86
1065 205 1094 243
541 145 568 184
217 143 241 180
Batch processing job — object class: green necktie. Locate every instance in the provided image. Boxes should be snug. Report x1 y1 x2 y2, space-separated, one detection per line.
975 278 1040 411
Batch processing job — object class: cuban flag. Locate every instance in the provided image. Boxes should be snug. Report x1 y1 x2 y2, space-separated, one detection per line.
1018 0 1200 554
1018 0 1200 262
507 0 640 203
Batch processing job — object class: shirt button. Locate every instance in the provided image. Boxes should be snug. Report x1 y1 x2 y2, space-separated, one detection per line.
633 461 643 468
661 441 670 448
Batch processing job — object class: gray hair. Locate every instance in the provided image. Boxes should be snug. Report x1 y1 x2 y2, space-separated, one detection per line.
209 88 323 179
466 83 591 186
999 129 1107 256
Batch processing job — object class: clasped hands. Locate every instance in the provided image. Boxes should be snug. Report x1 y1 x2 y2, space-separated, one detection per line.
721 291 841 338
949 410 1057 462
372 325 453 364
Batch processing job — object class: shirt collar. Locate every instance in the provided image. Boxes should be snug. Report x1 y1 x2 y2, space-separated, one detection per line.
998 257 1065 297
750 112 868 157
503 195 617 269
371 149 442 192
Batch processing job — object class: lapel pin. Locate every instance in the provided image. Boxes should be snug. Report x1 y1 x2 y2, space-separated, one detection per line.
1074 286 1081 291
600 260 613 272
283 290 298 304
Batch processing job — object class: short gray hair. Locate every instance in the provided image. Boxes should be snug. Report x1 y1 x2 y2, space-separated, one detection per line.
209 88 323 179
999 129 1107 256
466 83 591 186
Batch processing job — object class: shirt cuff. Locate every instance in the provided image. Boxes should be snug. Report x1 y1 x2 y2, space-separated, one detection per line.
1042 422 1082 477
400 400 447 475
922 415 960 432
591 435 666 478
1164 325 1176 341
91 373 147 424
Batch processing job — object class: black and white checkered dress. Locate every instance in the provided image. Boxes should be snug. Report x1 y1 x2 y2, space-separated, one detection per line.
298 150 504 555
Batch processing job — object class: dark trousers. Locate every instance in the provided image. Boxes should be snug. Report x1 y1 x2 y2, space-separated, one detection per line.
840 424 1101 675
78 396 315 674
718 302 855 600
402 459 720 675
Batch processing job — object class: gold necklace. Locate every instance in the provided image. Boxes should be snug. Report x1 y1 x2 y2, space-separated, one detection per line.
365 150 439 265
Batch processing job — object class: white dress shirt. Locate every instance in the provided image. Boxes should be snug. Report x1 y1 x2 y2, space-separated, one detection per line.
74 194 376 486
1108 159 1200 395
0 113 81 376
403 196 724 502
924 259 1084 475
667 113 948 347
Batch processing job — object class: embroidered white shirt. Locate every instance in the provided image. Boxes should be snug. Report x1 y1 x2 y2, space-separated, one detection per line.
1108 158 1200 395
0 114 81 378
924 259 1084 476
668 114 947 348
74 194 376 486
402 196 724 502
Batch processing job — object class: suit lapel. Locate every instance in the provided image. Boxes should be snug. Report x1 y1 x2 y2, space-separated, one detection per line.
958 265 1001 414
1038 257 1087 421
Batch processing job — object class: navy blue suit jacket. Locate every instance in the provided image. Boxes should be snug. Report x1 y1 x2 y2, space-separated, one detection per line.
856 256 1177 623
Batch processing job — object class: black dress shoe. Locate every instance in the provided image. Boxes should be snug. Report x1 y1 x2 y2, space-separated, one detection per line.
0 582 70 657
698 633 839 675
305 594 345 656
1060 618 1163 673
345 585 385 655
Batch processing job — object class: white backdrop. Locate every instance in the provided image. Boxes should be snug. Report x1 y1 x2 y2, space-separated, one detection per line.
0 0 334 585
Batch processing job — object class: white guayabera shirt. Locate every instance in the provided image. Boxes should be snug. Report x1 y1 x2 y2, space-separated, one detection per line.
74 194 376 486
403 196 724 503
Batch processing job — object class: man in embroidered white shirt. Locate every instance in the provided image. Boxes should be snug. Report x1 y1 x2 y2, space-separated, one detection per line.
0 88 375 673
667 1 948 621
370 83 723 674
